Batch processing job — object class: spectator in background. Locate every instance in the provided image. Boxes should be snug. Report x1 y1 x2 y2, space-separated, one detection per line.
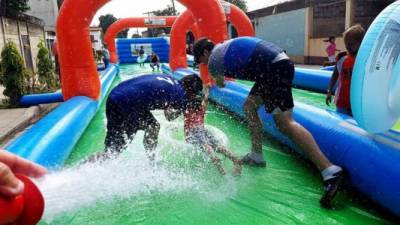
324 36 340 64
150 52 160 72
51 41 60 80
186 44 194 55
102 44 110 69
326 25 365 116
138 46 145 68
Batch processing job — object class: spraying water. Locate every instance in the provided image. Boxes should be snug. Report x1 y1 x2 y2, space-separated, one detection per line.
35 110 238 223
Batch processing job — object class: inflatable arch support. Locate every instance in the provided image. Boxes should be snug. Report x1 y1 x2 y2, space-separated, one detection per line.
104 16 177 63
56 0 227 100
169 1 254 85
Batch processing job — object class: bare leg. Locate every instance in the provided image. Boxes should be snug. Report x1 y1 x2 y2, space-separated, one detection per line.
273 111 332 171
243 95 264 154
203 145 226 175
143 121 160 160
216 146 242 175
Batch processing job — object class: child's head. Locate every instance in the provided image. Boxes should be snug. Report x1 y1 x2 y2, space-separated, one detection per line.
181 74 204 110
328 36 335 43
193 38 215 64
343 24 365 56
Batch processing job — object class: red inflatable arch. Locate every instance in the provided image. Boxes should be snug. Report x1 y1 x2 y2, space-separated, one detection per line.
57 0 227 100
169 2 254 85
104 17 177 63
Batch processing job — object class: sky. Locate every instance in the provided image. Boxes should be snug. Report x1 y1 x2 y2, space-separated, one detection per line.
91 0 293 28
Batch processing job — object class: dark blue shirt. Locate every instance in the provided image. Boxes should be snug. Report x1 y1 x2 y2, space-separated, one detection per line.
208 37 287 81
109 74 186 113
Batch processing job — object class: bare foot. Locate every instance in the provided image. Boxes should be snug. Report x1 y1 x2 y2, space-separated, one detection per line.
233 161 242 176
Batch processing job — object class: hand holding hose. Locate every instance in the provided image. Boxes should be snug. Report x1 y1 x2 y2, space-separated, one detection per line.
0 150 47 197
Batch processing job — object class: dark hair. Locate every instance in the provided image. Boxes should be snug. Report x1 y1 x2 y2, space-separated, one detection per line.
324 36 336 42
180 74 203 96
337 51 347 61
343 24 365 55
193 38 215 64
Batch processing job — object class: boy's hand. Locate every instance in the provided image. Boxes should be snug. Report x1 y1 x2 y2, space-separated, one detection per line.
164 107 181 121
215 76 225 88
326 92 333 106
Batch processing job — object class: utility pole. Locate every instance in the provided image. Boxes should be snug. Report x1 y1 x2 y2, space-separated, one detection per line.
171 0 177 15
143 11 154 37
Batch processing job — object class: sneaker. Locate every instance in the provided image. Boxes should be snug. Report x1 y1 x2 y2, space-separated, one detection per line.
320 171 344 208
241 153 266 167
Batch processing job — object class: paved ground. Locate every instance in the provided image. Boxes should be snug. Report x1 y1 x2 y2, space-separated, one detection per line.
0 103 59 147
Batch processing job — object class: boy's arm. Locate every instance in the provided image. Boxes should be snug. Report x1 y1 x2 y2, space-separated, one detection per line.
201 87 210 108
164 106 181 121
326 67 339 106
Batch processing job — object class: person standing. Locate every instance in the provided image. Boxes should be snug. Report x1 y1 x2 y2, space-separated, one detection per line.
102 44 110 69
194 37 343 208
150 52 160 71
325 36 340 64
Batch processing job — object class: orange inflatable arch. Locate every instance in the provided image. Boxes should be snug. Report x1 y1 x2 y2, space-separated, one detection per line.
57 0 227 100
104 17 177 63
170 2 254 85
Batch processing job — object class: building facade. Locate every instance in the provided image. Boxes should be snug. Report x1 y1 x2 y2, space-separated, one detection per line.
90 26 102 52
0 11 46 72
247 0 395 64
26 0 59 49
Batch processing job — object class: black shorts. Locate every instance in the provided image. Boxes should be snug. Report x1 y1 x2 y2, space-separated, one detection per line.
249 60 295 113
104 98 158 152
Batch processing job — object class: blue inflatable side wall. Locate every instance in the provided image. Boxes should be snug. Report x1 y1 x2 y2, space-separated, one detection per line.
293 68 332 93
19 65 118 106
167 66 400 216
20 92 64 106
116 37 170 64
7 65 119 168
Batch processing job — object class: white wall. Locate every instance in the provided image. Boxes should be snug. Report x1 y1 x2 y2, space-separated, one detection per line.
27 0 58 32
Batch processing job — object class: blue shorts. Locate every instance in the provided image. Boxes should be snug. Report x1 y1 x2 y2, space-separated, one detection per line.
248 60 295 113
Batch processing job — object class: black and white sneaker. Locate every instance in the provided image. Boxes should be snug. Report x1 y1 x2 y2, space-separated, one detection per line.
320 171 344 208
241 153 267 167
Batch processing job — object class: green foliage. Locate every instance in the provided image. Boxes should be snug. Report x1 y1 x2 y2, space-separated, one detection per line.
151 5 177 16
0 41 27 105
225 0 248 12
117 29 128 39
36 41 56 90
3 0 30 13
99 14 128 39
131 33 141 38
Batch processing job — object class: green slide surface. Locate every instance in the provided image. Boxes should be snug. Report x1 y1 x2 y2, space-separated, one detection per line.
40 64 396 225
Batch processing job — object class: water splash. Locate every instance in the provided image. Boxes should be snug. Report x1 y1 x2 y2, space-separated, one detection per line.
36 111 237 223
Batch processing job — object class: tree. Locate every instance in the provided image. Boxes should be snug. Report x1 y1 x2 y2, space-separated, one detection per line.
146 5 176 37
225 0 248 12
0 42 27 105
131 33 141 38
3 0 30 13
99 14 128 39
151 5 176 16
36 41 56 90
